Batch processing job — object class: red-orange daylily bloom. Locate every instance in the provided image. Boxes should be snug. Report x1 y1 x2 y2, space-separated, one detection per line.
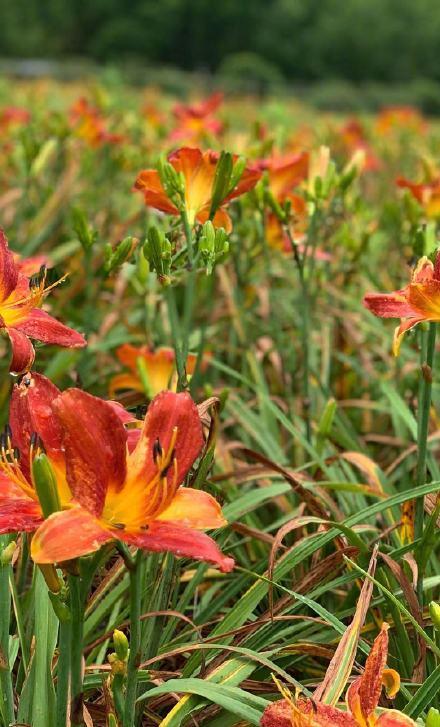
261 624 415 727
0 106 30 131
363 253 440 354
0 231 85 373
396 176 440 218
261 152 309 253
134 146 261 232
9 378 233 571
70 97 124 148
109 344 208 398
170 93 224 142
339 119 381 173
375 106 427 136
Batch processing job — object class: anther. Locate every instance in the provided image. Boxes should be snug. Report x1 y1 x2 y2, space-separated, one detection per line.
30 432 38 448
140 524 149 531
113 522 126 531
153 438 163 463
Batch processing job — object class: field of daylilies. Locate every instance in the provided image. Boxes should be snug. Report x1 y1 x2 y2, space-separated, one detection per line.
1 77 440 727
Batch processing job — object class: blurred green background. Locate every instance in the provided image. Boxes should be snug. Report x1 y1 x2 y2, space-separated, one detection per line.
2 0 440 111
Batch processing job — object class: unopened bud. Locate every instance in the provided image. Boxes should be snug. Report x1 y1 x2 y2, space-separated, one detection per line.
113 629 129 662
429 601 440 631
426 708 440 726
30 138 58 178
104 237 137 275
32 453 61 518
157 156 185 205
0 541 16 567
210 151 233 218
144 227 171 285
199 221 229 274
71 207 97 251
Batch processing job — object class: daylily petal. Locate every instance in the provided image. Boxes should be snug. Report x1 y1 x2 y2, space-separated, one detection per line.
121 521 234 572
133 170 179 214
196 206 232 233
31 507 112 563
346 624 389 721
0 229 19 302
363 292 415 319
392 317 425 356
132 390 204 489
53 389 127 516
376 711 417 726
109 372 144 396
9 372 63 476
156 488 226 530
261 699 292 727
6 327 35 374
0 497 42 534
407 280 440 318
16 308 86 348
224 164 262 202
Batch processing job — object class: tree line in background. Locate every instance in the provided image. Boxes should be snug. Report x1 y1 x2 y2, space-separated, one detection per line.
1 0 440 84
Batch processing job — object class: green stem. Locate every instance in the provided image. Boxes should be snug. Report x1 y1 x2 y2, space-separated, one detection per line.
165 285 187 390
56 618 71 727
69 575 85 727
180 209 194 268
285 226 311 443
123 550 142 727
415 321 437 605
0 549 14 726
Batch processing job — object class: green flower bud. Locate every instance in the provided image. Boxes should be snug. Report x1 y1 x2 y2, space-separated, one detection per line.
429 601 440 631
32 453 61 518
104 237 137 275
30 138 58 178
426 708 440 726
113 629 129 662
71 207 97 251
143 227 172 285
210 151 233 218
0 541 16 567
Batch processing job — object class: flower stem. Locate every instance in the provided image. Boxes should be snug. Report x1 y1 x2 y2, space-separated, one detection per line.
415 321 437 605
69 575 85 727
285 226 311 443
123 549 142 727
165 285 187 390
0 541 14 726
56 618 71 727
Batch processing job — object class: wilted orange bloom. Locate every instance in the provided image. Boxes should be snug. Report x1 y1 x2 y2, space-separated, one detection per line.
0 106 30 131
339 119 381 172
70 97 124 148
170 93 224 142
375 106 427 136
364 253 440 354
396 176 440 218
134 146 261 232
0 231 85 373
261 624 415 727
0 373 233 572
109 344 208 398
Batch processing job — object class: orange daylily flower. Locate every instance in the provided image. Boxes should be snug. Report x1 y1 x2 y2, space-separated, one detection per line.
0 230 85 373
396 176 440 218
170 93 224 143
339 119 381 173
0 106 30 131
261 152 309 252
363 253 440 354
70 97 124 148
13 378 233 572
375 106 427 136
261 624 415 727
109 344 207 398
134 146 261 232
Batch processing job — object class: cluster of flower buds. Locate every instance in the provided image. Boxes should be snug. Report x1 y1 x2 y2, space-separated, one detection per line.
143 227 172 285
199 220 229 275
103 237 137 276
